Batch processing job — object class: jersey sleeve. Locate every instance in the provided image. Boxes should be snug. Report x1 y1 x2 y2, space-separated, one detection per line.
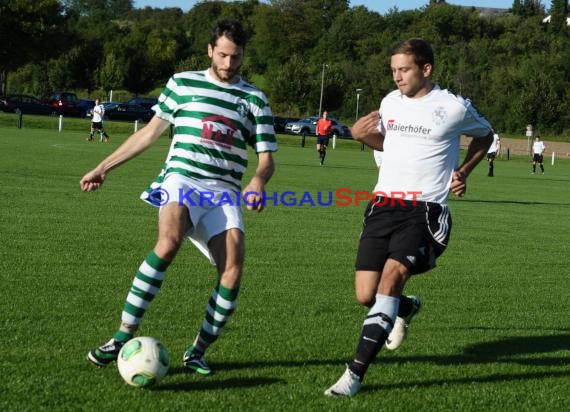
460 97 493 138
248 91 277 154
152 76 179 124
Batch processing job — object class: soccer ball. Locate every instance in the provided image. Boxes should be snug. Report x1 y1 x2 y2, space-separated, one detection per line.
117 337 169 387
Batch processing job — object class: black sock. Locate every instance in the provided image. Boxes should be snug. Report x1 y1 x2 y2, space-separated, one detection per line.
397 295 414 318
349 319 391 378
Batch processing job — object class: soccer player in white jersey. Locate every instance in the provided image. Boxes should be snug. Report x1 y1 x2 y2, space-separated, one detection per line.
531 136 546 174
80 20 277 375
325 38 493 397
87 98 110 143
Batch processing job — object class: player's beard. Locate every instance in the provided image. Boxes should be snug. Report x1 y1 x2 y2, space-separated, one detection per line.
211 62 241 83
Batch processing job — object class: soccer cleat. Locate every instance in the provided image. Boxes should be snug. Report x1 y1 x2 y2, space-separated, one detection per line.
385 295 422 351
183 350 212 376
324 366 362 397
87 338 125 367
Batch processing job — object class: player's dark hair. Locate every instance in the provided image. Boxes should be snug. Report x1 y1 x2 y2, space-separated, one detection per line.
210 19 247 49
391 38 435 70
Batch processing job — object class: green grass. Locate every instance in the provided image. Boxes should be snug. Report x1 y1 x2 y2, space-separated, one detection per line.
1 126 570 411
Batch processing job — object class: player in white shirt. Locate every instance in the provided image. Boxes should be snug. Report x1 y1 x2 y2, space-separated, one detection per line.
531 136 546 174
373 149 383 169
326 38 493 397
486 131 500 176
88 98 110 143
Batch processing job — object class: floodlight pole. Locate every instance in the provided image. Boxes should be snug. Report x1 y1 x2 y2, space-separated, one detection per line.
355 88 363 121
318 63 328 118
356 88 364 150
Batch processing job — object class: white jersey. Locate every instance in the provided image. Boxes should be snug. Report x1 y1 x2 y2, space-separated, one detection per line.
373 150 383 168
375 85 492 205
488 133 500 153
92 104 105 122
532 140 545 154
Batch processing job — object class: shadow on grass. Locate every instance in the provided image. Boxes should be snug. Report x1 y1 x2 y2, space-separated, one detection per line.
152 376 285 392
462 334 570 361
364 370 570 393
375 334 570 367
366 334 570 392
153 335 570 392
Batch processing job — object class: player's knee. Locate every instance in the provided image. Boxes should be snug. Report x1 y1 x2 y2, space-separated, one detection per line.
155 235 184 260
355 289 376 307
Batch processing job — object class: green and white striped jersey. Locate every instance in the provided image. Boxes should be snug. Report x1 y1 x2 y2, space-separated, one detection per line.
141 69 277 204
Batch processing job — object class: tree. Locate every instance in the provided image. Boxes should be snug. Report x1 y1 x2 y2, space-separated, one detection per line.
97 52 123 94
549 0 569 32
0 0 69 95
268 54 312 115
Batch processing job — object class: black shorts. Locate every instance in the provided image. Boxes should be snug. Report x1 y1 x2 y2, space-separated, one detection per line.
317 135 329 146
487 152 496 161
91 121 104 130
355 197 452 275
533 154 543 163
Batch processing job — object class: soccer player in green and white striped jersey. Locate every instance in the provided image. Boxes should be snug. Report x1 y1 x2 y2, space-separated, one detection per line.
80 19 277 375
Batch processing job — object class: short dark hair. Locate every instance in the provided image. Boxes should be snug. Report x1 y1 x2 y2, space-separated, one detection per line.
210 19 247 48
391 38 434 70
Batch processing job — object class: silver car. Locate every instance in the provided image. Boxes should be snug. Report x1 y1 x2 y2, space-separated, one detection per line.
285 116 351 138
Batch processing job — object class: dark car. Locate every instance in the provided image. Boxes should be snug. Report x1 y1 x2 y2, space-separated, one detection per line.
126 96 158 108
104 102 155 122
274 116 299 133
77 98 95 117
42 91 83 117
0 94 55 116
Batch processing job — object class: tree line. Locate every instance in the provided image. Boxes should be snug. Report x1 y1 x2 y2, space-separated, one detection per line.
2 0 569 136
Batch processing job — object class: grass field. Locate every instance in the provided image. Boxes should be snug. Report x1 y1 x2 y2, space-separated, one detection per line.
1 126 569 411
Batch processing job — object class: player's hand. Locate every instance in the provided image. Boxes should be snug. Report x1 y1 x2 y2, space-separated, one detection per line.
351 111 380 141
450 170 467 197
242 178 265 212
80 169 106 192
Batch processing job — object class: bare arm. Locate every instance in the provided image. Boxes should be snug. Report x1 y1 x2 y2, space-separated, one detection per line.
242 151 275 212
80 116 171 192
351 111 384 150
450 132 493 197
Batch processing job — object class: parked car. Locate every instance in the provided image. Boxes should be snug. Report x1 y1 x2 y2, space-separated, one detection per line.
274 116 299 133
77 98 95 117
285 116 351 138
0 94 55 116
42 91 83 117
126 96 158 108
104 102 155 122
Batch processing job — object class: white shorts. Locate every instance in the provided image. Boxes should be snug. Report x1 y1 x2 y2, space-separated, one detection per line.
159 174 244 265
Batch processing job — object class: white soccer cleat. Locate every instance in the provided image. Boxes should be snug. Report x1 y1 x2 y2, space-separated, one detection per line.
324 366 362 397
385 295 421 351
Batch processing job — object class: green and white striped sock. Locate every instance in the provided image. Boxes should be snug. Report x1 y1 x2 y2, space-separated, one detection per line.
193 283 239 352
117 251 170 339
